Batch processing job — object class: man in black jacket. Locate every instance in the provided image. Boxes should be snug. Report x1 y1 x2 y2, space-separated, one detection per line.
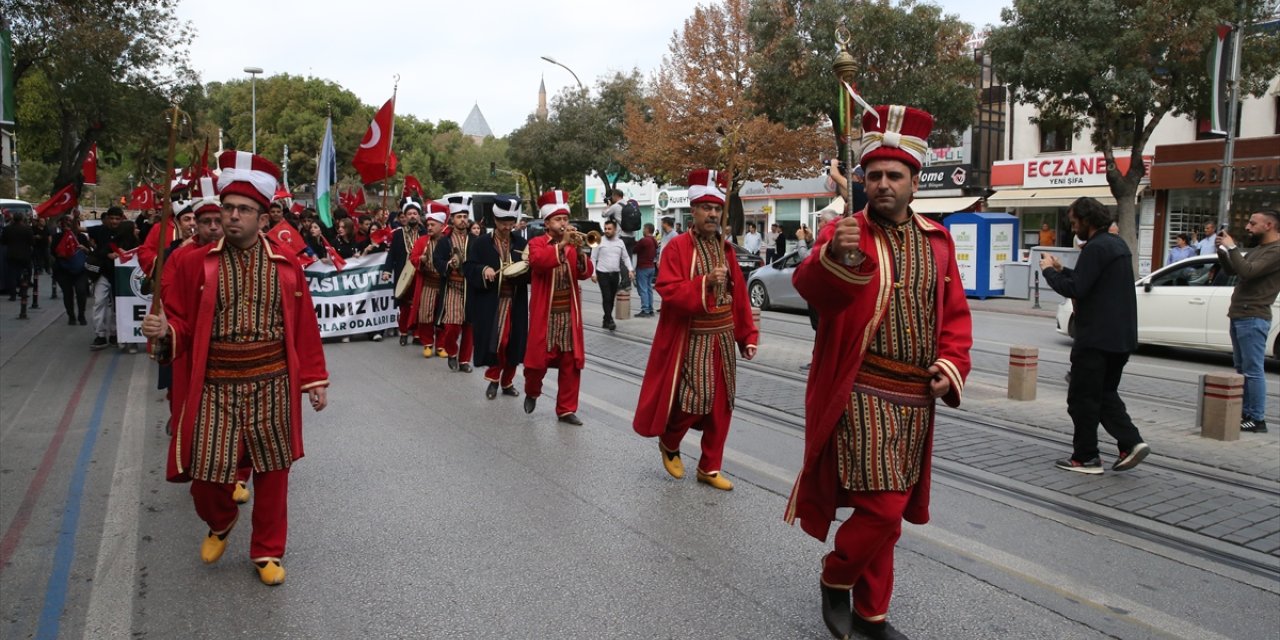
1040 197 1150 474
1 213 35 318
87 207 125 349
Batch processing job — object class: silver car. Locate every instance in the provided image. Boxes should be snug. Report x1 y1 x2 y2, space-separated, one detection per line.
747 250 807 311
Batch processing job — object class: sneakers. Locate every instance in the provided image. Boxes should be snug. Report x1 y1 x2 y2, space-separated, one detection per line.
90 336 109 350
371 333 383 342
1055 457 1103 474
1113 442 1151 471
1241 418 1268 433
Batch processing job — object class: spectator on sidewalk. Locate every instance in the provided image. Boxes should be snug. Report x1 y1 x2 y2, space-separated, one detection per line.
1 212 35 319
87 207 128 349
1197 220 1218 255
53 217 91 325
1166 233 1196 265
1041 197 1150 475
658 216 676 258
633 223 658 317
742 222 762 257
590 219 632 330
1215 209 1280 434
772 223 787 262
1039 222 1056 248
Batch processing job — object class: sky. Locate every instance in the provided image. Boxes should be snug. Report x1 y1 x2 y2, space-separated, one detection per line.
175 0 1010 138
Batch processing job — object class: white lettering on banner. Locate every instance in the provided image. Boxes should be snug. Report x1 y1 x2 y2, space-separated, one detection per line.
1022 154 1153 188
113 252 398 342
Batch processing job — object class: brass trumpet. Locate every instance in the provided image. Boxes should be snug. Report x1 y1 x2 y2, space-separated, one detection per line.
565 230 601 248
586 230 601 248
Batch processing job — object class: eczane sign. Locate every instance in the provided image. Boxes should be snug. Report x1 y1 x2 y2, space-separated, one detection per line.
1022 154 1151 188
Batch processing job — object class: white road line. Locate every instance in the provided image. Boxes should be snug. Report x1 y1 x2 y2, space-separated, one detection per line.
82 359 149 639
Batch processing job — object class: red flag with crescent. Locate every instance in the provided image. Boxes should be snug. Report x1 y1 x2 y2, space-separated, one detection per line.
265 221 315 266
320 235 347 271
82 143 99 185
369 226 393 246
35 183 79 218
127 185 155 210
352 98 399 185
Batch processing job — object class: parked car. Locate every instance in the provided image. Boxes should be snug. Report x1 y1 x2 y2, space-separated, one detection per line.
1055 254 1280 359
747 250 806 311
729 241 764 277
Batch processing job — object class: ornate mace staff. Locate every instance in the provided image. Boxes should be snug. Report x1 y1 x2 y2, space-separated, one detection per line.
148 104 188 360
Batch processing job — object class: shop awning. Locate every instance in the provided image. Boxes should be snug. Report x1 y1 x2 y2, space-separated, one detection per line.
910 196 981 214
986 186 1116 209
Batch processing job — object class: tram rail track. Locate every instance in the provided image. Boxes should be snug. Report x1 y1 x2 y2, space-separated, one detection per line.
582 325 1280 586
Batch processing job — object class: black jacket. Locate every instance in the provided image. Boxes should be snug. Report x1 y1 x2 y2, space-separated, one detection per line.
1043 231 1138 353
463 233 529 368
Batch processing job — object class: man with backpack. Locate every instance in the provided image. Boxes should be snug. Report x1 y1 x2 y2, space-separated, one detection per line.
603 188 642 288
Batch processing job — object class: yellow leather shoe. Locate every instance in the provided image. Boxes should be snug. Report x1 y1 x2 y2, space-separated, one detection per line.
255 559 286 585
436 348 448 358
232 481 251 504
200 529 232 564
696 470 734 491
422 346 434 358
660 445 684 479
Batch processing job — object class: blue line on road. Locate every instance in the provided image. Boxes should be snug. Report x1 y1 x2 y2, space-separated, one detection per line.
35 351 122 640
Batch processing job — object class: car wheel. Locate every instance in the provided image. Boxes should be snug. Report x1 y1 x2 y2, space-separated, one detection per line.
749 281 770 310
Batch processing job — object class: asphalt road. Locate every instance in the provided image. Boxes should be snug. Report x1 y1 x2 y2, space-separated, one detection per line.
1 296 1277 639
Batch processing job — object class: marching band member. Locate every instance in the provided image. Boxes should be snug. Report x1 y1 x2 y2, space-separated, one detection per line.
409 202 449 357
433 195 475 372
388 199 424 345
464 196 529 399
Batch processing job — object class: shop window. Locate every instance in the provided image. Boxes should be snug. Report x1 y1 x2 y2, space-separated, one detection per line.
1039 120 1073 153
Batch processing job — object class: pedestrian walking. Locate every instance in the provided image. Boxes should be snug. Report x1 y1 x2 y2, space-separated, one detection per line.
1 212 35 319
141 150 329 587
1215 209 1280 433
523 189 593 425
1197 220 1218 255
590 219 632 330
742 222 762 257
633 169 758 492
633 224 658 317
87 207 125 350
1041 197 1151 474
1166 233 1196 265
52 217 91 325
785 105 973 640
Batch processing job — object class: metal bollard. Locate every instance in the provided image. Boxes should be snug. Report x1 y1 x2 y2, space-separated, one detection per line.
1007 346 1038 401
1198 372 1243 441
615 289 631 320
1032 268 1042 310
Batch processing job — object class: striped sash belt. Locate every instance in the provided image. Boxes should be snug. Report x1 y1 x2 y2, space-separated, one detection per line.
689 307 733 336
852 353 933 408
551 287 573 311
206 341 287 384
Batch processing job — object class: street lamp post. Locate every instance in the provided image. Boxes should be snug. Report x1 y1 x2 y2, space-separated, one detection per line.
539 55 583 89
244 66 263 153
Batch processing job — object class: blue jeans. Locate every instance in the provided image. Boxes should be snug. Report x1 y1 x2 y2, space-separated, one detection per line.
1230 317 1271 421
636 267 656 313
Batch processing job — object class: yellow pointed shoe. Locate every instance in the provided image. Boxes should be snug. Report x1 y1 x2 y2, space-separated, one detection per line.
436 348 449 358
422 345 434 358
660 445 684 479
255 559 286 586
696 470 734 491
200 527 234 564
232 481 251 504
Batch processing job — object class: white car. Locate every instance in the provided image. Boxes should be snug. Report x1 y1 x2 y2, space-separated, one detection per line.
1056 255 1280 359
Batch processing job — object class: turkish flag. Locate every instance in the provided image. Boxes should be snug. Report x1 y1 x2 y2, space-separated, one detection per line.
352 187 366 209
320 235 347 271
35 184 79 218
82 144 98 185
265 222 315 266
127 185 156 210
290 202 304 214
403 175 425 200
274 186 292 201
352 98 398 185
369 227 393 246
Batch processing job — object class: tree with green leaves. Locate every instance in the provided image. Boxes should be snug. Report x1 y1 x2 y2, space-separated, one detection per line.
748 0 980 156
987 0 1280 254
8 0 201 196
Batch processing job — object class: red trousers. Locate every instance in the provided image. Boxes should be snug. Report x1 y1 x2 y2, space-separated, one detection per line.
235 465 252 484
821 490 910 620
485 318 518 387
396 300 414 333
524 349 580 416
440 323 474 360
190 468 290 560
415 322 439 349
659 359 732 474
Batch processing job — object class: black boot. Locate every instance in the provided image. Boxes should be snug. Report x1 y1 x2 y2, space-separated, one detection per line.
821 582 852 640
458 363 472 373
501 386 519 397
850 615 908 640
557 413 583 425
523 395 536 414
447 356 459 371
399 334 408 346
485 381 499 400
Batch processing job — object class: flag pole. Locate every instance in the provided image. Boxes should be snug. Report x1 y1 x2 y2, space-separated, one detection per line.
381 75 399 214
149 103 184 360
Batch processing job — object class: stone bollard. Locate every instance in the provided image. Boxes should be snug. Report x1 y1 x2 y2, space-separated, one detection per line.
751 308 762 331
1199 372 1243 441
615 290 631 320
1007 346 1038 401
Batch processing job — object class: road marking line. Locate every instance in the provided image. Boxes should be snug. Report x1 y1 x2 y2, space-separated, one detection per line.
0 353 100 570
36 352 121 640
82 358 149 639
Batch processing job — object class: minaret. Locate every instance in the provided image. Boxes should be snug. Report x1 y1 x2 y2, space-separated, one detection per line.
536 76 548 121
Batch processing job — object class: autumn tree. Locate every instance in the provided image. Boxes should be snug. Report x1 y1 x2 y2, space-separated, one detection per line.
7 0 201 196
748 0 979 158
624 0 829 235
987 0 1280 255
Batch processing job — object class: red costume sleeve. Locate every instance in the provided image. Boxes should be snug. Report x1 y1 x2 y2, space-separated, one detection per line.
409 235 430 269
930 233 972 408
793 215 879 314
290 260 330 391
161 244 201 365
726 241 759 349
137 223 164 276
528 236 563 272
654 236 714 316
